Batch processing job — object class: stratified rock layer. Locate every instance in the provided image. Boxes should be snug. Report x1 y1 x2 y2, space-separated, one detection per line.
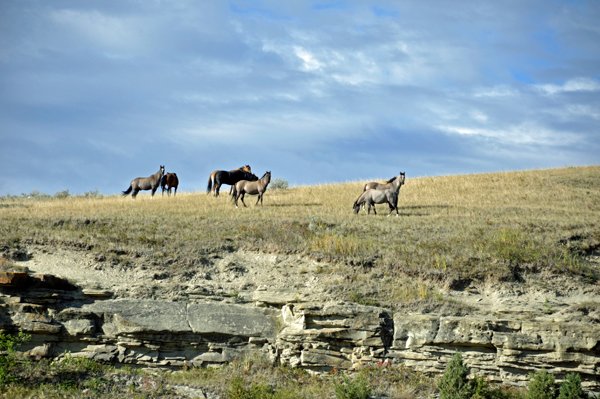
1 282 599 392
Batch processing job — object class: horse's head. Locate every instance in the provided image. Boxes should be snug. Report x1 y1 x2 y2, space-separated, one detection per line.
399 172 405 185
353 201 361 214
243 165 252 173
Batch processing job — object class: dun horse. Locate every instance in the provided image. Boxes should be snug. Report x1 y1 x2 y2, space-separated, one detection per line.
232 171 271 208
353 171 405 216
122 166 165 199
161 173 179 196
362 175 398 192
207 165 252 197
360 172 405 210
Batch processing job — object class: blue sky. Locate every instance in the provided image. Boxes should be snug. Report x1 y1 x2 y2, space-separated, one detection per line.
1 0 599 195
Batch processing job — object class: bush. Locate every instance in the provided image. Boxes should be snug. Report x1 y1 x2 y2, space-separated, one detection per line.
270 178 289 190
438 352 476 399
333 374 371 399
527 370 557 399
227 376 275 399
557 373 588 399
54 189 70 199
0 331 31 387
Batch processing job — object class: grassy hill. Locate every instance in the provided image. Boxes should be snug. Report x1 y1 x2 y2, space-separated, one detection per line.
1 166 599 308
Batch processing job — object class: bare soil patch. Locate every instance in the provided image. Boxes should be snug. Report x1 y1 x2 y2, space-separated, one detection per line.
16 245 600 323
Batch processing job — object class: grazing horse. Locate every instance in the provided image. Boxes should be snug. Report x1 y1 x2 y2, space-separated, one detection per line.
209 170 258 197
353 172 405 216
122 166 165 199
161 173 179 196
207 165 252 196
232 171 271 208
353 189 399 216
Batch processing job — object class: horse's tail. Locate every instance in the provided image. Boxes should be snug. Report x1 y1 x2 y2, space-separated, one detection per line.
122 185 132 196
231 185 238 201
207 175 213 194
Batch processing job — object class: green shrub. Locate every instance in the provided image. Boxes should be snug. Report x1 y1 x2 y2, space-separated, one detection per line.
438 352 476 399
333 374 371 399
527 370 558 399
0 331 31 387
227 376 275 399
557 373 588 399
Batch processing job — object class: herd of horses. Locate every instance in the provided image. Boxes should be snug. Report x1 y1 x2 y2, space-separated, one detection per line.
122 165 405 216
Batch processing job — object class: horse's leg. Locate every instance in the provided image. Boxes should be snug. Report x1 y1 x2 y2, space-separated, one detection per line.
255 193 261 206
174 186 177 197
241 192 247 207
151 187 157 199
132 188 140 199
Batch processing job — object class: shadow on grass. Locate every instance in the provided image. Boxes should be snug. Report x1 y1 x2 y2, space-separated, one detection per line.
266 203 322 207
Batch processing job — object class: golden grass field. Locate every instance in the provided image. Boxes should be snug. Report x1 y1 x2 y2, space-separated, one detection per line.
1 166 599 307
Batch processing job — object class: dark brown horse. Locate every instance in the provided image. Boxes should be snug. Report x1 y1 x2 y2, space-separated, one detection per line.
207 165 252 196
232 171 271 208
208 169 258 197
161 173 179 196
122 166 165 199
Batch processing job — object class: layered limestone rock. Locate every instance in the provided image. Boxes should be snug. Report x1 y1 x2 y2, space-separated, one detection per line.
1 278 599 392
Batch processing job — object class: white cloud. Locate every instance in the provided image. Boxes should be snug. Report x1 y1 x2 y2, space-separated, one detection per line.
49 9 145 53
439 122 580 146
472 85 519 98
535 77 600 95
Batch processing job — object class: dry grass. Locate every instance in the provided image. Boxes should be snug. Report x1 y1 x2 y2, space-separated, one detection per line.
1 166 599 306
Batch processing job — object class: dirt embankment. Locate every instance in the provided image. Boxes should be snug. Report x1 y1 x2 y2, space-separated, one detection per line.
16 245 600 323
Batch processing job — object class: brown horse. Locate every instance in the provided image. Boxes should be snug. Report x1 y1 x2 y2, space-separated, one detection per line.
122 166 165 199
232 171 271 208
207 165 251 196
161 173 179 196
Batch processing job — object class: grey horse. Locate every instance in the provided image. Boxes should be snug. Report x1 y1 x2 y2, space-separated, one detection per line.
360 172 405 210
232 171 271 208
353 171 405 216
122 166 165 199
353 189 399 216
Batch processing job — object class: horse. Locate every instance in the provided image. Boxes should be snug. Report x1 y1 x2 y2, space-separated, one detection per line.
360 172 405 210
362 175 399 192
353 189 399 216
232 171 271 208
353 172 405 216
209 169 258 197
122 166 165 199
161 173 179 196
207 165 252 196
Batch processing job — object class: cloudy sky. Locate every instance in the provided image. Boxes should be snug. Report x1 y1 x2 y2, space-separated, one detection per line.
1 0 599 196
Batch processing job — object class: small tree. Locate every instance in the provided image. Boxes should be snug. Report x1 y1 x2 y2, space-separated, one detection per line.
438 351 475 399
557 373 588 399
527 370 558 399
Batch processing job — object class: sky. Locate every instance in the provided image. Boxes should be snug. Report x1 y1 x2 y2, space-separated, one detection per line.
1 0 599 196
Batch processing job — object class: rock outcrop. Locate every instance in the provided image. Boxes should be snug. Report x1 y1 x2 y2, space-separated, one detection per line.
1 275 599 392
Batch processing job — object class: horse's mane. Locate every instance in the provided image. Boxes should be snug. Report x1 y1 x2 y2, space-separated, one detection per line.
385 176 397 183
260 172 269 179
